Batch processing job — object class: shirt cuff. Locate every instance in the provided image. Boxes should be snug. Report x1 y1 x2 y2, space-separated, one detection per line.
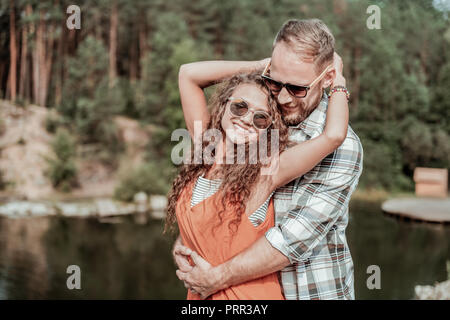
265 226 297 265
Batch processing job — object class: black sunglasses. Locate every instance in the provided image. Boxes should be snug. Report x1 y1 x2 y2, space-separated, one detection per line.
261 61 331 98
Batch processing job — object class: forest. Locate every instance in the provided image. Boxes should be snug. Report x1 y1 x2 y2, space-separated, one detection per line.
0 0 449 197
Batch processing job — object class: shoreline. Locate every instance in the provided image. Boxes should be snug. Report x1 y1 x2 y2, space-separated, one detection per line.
0 193 167 220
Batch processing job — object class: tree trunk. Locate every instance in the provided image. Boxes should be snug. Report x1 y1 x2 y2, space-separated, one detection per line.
8 0 17 102
18 20 28 99
129 24 138 82
139 17 150 81
109 2 118 88
30 9 54 107
19 4 32 100
40 22 54 107
55 23 65 106
37 11 46 106
138 20 147 61
31 9 41 105
0 60 7 99
68 28 77 55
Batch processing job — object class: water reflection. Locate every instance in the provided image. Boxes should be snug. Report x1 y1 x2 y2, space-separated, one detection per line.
348 199 450 299
0 217 50 299
0 199 449 299
0 215 185 299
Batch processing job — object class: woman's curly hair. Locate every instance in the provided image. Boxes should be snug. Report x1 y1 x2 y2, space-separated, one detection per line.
164 70 289 235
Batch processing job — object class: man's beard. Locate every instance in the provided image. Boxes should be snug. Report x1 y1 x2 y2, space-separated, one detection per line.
281 105 310 126
280 93 322 126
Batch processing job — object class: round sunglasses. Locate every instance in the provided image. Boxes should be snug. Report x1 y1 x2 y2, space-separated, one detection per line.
261 61 331 98
227 97 273 130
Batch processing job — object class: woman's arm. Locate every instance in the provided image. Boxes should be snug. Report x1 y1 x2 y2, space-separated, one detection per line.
178 60 268 137
271 56 349 190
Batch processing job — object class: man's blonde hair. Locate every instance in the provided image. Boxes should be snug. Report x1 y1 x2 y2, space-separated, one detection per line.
274 19 335 72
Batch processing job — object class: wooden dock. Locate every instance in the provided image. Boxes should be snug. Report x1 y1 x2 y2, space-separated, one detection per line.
381 197 450 224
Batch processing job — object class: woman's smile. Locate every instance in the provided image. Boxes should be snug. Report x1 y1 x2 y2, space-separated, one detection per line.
232 121 256 135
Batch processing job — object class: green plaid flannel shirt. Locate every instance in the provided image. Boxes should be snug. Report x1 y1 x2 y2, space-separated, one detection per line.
266 93 363 300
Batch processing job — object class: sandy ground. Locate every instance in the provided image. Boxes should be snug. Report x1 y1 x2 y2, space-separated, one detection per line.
0 100 151 201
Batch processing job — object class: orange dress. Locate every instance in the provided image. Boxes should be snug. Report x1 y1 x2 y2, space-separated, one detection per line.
175 182 285 300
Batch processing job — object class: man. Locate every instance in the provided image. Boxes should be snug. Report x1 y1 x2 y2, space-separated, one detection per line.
173 18 363 300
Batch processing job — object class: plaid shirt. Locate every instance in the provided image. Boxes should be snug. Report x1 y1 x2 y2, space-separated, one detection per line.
266 93 363 300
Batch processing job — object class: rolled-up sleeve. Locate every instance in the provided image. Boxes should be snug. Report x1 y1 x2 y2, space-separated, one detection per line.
266 134 363 264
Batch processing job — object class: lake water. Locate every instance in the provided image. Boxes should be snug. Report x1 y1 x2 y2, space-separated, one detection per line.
0 198 448 299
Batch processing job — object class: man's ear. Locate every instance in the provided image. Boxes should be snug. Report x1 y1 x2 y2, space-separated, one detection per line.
321 68 336 88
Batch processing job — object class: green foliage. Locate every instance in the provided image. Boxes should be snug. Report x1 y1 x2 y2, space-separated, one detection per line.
135 13 210 163
358 139 413 191
0 169 6 191
431 60 450 134
0 117 5 136
60 36 110 114
45 113 65 134
342 0 450 190
14 97 27 108
2 0 449 193
45 128 78 192
58 36 125 164
114 162 171 202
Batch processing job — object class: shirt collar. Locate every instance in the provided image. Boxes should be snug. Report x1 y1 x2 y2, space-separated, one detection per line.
290 92 329 138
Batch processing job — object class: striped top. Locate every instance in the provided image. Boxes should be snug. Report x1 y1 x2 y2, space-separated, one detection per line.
191 175 273 227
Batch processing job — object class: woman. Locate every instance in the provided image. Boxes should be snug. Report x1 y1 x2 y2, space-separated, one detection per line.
165 58 348 300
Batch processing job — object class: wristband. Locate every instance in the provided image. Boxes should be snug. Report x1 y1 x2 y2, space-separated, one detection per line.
328 86 350 101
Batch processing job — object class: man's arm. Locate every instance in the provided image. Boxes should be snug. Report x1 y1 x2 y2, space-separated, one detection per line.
175 236 289 299
173 231 288 287
218 235 290 287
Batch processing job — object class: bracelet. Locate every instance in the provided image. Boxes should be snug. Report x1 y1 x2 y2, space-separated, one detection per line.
328 86 350 101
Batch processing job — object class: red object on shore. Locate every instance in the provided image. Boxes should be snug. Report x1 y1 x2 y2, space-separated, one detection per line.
413 167 448 198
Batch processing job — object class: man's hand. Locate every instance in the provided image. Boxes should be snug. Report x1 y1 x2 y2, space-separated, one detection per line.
172 236 193 273
332 52 346 87
176 251 225 299
333 52 343 74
